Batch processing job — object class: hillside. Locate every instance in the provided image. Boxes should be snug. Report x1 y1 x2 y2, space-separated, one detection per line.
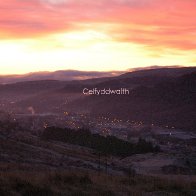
0 67 196 195
0 70 123 84
0 67 195 130
66 71 196 131
119 67 196 79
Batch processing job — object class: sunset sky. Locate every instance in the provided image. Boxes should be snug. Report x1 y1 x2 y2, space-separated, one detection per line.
0 0 196 75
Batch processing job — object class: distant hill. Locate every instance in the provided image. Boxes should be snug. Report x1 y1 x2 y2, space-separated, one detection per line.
119 67 196 79
66 70 196 131
0 67 195 131
60 67 196 93
0 80 67 94
1 67 196 84
0 70 123 84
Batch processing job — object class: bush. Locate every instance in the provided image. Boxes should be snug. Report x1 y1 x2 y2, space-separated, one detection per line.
41 127 160 157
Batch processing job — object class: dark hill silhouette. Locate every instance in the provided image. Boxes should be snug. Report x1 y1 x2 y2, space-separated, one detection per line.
67 71 196 131
60 67 196 93
0 80 67 94
119 67 196 79
0 67 195 130
0 70 123 84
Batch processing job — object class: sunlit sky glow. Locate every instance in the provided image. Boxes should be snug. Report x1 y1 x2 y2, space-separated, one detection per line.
0 0 196 75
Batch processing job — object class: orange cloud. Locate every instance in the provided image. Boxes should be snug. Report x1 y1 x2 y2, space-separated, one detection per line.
0 0 195 51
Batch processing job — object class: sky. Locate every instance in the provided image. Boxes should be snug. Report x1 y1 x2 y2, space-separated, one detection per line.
0 0 196 75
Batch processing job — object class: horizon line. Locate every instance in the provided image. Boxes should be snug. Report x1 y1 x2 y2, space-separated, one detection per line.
0 65 191 76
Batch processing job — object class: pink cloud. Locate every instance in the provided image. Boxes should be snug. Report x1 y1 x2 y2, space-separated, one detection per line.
0 0 195 50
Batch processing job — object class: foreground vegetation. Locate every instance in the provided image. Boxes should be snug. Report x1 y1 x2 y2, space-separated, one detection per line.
0 170 195 196
41 127 160 157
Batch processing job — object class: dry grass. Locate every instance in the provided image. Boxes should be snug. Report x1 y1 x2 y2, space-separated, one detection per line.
0 169 195 196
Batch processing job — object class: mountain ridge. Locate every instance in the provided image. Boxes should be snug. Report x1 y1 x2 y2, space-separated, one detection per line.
0 67 195 131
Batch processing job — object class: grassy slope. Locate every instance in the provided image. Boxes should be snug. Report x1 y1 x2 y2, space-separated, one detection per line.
0 170 196 196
